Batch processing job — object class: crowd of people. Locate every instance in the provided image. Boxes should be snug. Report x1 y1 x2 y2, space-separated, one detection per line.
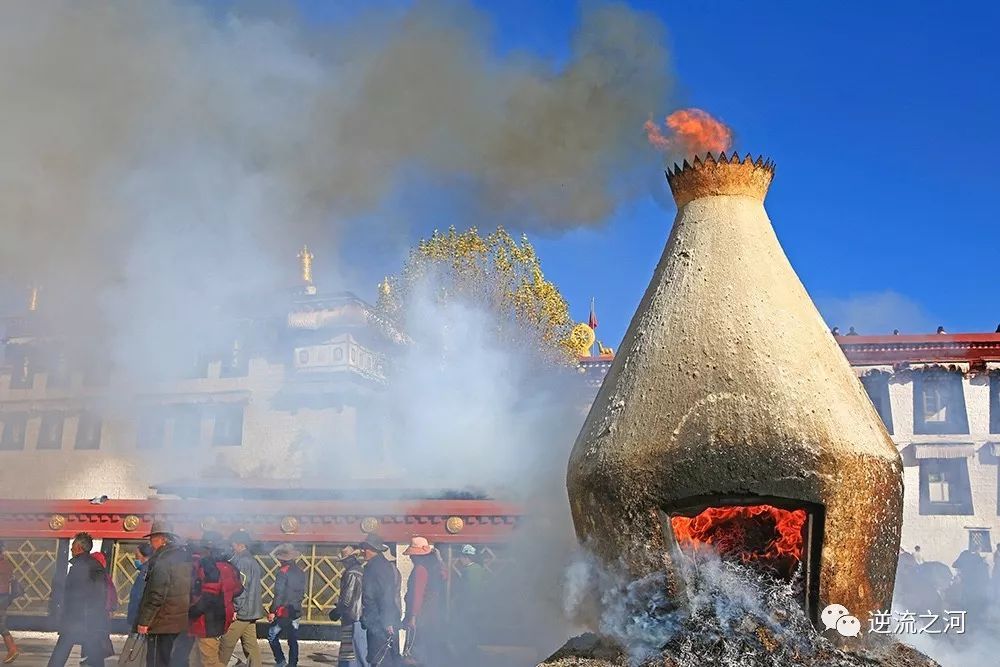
896 543 1000 635
0 526 485 667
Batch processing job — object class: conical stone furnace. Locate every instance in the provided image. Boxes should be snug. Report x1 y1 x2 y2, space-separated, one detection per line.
566 152 903 623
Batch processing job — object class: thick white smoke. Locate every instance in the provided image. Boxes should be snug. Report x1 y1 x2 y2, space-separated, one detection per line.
0 0 674 375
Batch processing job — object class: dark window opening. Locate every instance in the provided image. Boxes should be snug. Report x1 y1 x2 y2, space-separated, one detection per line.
919 458 973 515
913 370 969 435
212 405 244 447
968 529 992 553
0 413 28 450
74 412 102 450
137 410 166 450
7 349 34 389
990 374 1000 434
172 406 202 448
37 413 65 450
861 374 894 434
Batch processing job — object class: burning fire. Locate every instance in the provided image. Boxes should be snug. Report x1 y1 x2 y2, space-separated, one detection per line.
671 504 807 564
644 108 733 157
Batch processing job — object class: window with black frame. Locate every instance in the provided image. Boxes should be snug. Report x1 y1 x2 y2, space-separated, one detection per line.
37 413 65 450
861 373 894 434
990 373 1000 434
0 413 28 450
919 458 973 515
171 405 202 448
7 348 34 389
913 369 969 435
968 529 992 553
74 412 102 450
212 405 244 447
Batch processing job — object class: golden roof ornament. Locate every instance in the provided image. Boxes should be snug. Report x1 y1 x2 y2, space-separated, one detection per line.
378 276 392 297
569 323 596 357
666 151 775 208
297 245 317 295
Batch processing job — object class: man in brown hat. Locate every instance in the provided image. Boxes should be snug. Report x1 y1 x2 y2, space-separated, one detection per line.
266 545 305 667
136 521 192 667
359 536 401 667
329 546 366 667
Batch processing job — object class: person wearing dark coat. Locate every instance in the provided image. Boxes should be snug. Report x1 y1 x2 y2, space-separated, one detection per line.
46 533 111 667
136 522 193 667
126 544 154 630
267 544 306 667
401 537 449 667
360 535 401 667
330 546 366 667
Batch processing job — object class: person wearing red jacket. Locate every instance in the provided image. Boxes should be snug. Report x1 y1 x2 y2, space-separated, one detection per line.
188 532 243 667
401 537 449 667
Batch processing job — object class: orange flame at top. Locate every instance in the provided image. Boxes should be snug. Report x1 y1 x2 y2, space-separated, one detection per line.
644 108 733 158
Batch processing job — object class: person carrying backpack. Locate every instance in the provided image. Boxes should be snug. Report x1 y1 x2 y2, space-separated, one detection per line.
189 532 243 667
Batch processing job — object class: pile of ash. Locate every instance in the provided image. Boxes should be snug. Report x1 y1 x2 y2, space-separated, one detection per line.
547 556 940 667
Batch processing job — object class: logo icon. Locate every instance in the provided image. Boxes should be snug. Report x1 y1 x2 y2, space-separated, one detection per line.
821 603 849 631
836 615 862 637
821 604 861 637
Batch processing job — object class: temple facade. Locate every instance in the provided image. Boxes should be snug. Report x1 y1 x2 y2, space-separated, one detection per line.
840 331 1000 566
0 282 403 500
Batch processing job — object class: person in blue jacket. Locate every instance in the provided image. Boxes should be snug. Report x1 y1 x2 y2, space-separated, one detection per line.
126 544 153 631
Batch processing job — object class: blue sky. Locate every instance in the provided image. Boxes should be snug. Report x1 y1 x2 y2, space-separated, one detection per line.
292 1 1000 347
481 1 1000 347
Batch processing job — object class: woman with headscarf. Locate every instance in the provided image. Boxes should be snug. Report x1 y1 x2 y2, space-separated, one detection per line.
401 537 449 667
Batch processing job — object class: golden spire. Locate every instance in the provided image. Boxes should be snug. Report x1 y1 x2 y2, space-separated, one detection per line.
27 285 40 312
378 276 392 297
298 245 314 284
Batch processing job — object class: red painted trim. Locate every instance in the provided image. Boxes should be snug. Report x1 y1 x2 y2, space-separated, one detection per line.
0 498 524 544
837 333 1000 366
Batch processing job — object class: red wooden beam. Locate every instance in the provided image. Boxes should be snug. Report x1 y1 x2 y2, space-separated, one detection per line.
0 498 525 544
837 333 1000 366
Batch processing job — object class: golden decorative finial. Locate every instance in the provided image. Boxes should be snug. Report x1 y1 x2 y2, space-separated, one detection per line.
28 285 40 312
297 245 314 285
665 151 775 208
378 276 392 297
569 323 597 358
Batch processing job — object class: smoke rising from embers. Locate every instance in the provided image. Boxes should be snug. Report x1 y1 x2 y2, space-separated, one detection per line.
0 0 673 357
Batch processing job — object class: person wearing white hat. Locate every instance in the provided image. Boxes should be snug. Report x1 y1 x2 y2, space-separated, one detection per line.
401 537 449 665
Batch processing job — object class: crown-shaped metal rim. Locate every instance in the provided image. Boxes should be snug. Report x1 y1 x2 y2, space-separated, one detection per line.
664 151 776 207
665 151 775 179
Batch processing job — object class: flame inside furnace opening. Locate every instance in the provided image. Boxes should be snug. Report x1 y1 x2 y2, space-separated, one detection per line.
671 504 807 571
